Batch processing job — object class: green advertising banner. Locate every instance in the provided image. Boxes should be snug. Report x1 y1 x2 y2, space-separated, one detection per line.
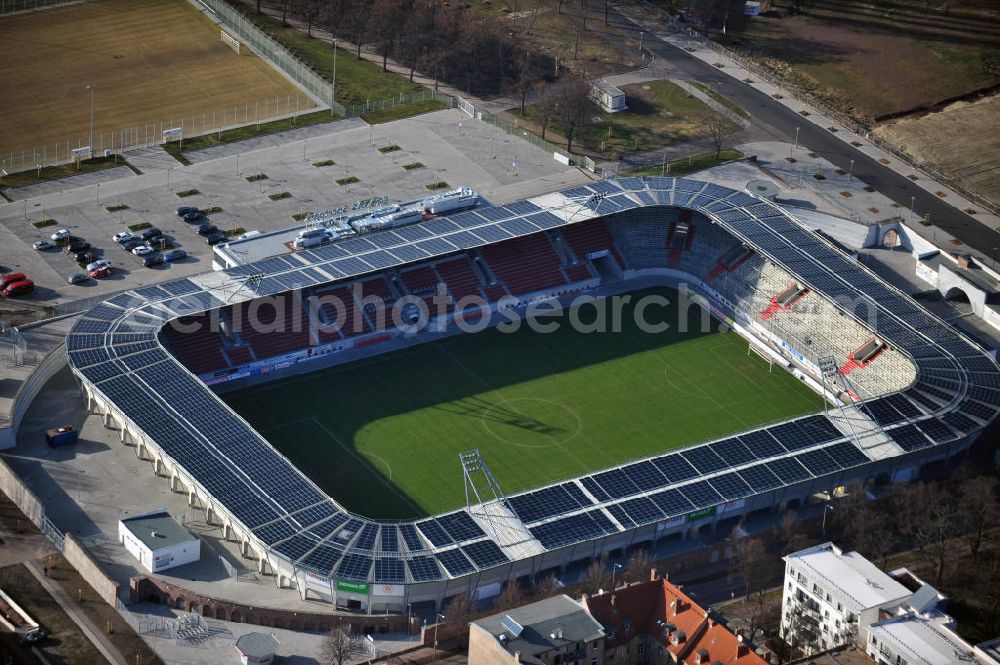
336 580 369 594
685 506 717 523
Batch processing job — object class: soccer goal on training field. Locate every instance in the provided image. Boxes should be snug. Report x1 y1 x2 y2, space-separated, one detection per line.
220 30 241 54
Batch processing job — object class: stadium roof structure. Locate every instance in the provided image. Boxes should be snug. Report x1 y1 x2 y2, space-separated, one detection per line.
65 177 1000 587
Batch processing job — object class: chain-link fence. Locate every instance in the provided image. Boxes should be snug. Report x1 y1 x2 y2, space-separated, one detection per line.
195 0 338 112
0 0 73 13
638 0 999 216
1 93 317 176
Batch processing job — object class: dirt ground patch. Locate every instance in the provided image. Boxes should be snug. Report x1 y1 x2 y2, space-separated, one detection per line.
0 0 313 159
875 93 1000 207
728 0 1000 120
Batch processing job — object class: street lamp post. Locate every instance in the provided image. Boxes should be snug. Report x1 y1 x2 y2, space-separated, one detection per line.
848 159 854 182
639 31 644 53
86 85 96 152
910 196 917 220
433 613 445 653
794 126 800 150
407 603 413 642
331 38 338 114
821 504 834 538
611 562 622 590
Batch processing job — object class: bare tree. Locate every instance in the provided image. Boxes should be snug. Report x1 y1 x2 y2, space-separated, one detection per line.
513 51 533 116
699 106 739 159
533 573 562 600
321 627 353 665
445 591 474 628
960 475 999 561
495 582 525 612
625 547 650 583
553 76 595 153
535 82 559 141
580 557 608 595
368 0 402 72
729 533 769 600
897 483 960 584
783 598 821 656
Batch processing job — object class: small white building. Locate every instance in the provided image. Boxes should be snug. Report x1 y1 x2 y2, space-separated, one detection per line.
118 509 200 574
591 80 627 113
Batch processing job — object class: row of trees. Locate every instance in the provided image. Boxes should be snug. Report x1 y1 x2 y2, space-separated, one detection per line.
249 0 556 97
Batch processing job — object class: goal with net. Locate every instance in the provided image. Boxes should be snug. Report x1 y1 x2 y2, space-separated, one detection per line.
220 29 241 54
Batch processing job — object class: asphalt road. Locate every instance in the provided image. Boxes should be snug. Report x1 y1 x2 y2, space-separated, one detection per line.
613 8 999 260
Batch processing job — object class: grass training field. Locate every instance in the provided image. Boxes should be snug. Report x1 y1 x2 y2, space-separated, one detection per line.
0 0 312 156
224 287 820 519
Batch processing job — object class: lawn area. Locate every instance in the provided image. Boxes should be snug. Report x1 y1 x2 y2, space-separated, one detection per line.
362 99 451 124
0 156 135 193
162 110 334 161
224 287 820 519
0 564 106 665
247 13 420 108
504 80 736 160
629 149 744 177
727 0 1000 120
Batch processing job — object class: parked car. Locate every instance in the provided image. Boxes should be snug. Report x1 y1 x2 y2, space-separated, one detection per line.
2 279 34 297
1 272 27 288
176 206 199 217
142 253 164 268
197 223 218 237
89 265 112 279
132 245 153 257
50 228 70 241
112 231 134 244
86 259 112 272
162 248 187 262
121 237 144 251
140 227 162 242
32 240 55 251
73 250 92 263
182 210 205 223
65 240 90 254
67 272 89 285
205 231 227 245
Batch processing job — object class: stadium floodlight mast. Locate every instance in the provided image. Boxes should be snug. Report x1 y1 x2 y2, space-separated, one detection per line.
86 84 96 153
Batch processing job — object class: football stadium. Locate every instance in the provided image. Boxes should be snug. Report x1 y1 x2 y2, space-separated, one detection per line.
65 177 1000 613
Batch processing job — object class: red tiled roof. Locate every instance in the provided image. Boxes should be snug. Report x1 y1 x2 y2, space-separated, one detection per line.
582 575 766 665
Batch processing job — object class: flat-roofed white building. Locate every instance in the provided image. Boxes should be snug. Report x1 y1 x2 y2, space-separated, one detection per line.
119 509 200 574
780 542 910 654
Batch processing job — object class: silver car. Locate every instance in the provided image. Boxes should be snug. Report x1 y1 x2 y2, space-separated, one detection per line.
33 240 55 250
67 272 89 285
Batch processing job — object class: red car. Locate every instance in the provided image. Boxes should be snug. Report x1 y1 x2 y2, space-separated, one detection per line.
0 272 26 289
89 265 112 279
2 279 34 297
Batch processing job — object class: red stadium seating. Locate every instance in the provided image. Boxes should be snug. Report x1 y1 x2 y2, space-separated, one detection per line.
480 234 567 295
560 220 626 267
435 256 484 302
161 316 228 374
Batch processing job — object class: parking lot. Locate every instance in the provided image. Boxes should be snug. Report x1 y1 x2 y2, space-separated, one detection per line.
0 108 591 309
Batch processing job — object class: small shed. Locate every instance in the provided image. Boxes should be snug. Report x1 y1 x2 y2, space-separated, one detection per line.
118 509 200 574
235 632 280 665
591 80 627 113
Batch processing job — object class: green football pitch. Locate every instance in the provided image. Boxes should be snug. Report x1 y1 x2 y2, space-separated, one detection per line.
223 287 820 519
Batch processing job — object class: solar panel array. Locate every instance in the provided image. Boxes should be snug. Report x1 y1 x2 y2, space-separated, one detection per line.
65 178 1000 586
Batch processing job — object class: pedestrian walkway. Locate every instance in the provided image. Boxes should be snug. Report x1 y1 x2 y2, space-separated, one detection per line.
24 560 124 665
